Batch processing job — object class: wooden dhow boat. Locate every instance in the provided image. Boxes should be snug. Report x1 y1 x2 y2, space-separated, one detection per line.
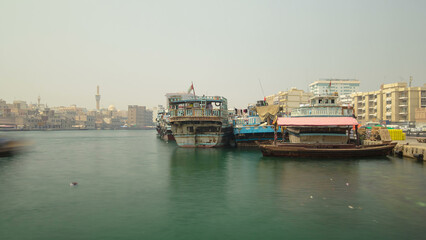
260 142 397 158
259 94 396 158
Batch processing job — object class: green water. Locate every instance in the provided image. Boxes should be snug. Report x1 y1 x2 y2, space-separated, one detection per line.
0 131 425 240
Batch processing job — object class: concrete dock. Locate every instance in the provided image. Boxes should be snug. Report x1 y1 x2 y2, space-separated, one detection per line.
363 137 426 161
393 137 426 161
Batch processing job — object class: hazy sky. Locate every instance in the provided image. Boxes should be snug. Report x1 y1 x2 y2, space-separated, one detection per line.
1 0 425 110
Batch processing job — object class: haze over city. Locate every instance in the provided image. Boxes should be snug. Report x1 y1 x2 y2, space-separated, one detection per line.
1 0 425 110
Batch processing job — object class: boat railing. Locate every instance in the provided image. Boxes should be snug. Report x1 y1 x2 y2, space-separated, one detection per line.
170 109 223 118
169 96 226 103
291 107 354 117
233 116 261 126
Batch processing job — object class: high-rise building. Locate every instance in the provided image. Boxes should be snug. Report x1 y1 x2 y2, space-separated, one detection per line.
309 79 360 104
265 88 312 114
127 105 153 128
95 85 101 111
352 82 426 124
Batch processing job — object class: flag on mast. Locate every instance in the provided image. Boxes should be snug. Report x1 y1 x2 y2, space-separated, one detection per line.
187 83 193 94
188 82 195 95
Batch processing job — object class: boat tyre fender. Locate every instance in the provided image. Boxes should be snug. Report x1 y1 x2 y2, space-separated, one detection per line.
413 153 423 161
215 102 221 107
394 150 403 157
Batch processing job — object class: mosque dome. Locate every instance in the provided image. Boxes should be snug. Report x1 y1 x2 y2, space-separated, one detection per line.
108 105 117 111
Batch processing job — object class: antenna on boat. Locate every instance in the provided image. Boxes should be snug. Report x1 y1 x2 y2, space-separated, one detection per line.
258 78 265 101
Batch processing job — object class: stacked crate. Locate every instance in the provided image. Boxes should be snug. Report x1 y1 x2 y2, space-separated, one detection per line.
388 129 406 140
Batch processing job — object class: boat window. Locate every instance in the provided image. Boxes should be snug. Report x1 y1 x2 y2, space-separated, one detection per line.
187 126 194 132
196 126 219 133
325 99 329 104
331 99 335 104
311 100 316 104
318 99 323 104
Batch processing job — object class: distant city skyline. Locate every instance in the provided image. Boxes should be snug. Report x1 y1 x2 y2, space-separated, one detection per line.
1 0 425 109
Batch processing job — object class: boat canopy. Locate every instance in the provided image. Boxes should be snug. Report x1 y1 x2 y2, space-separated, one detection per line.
277 117 358 126
255 105 280 122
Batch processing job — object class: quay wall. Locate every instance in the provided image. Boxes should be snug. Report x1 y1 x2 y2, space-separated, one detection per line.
364 138 426 161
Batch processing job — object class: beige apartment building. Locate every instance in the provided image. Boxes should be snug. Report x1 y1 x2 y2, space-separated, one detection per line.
128 105 153 128
265 88 312 114
352 82 426 124
415 108 426 126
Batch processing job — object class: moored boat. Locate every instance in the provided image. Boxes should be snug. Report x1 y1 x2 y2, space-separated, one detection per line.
233 102 282 147
259 93 396 158
156 110 175 142
168 94 232 148
260 142 397 158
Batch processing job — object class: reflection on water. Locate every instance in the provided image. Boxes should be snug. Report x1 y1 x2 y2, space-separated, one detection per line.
0 131 425 240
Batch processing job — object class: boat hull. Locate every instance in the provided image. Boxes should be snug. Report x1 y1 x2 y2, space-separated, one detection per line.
162 133 175 142
260 142 397 158
0 140 29 157
172 123 232 148
233 125 282 148
174 132 230 148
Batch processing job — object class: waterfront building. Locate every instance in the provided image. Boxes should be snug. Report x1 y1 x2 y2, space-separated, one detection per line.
151 105 165 123
265 88 312 114
309 79 360 96
127 105 153 128
0 99 11 118
415 108 426 127
352 82 426 124
75 114 96 129
12 100 28 110
309 79 360 104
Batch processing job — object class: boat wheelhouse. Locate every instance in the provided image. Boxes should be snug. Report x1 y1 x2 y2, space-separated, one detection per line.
168 95 232 148
291 93 354 117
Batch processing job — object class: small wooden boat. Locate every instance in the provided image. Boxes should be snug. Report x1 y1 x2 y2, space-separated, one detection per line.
259 142 397 158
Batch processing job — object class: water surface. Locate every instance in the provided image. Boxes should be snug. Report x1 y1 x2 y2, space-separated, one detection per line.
0 131 425 239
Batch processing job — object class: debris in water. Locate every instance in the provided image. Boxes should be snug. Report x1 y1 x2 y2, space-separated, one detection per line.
70 182 78 186
416 202 426 207
348 205 354 209
346 182 350 186
310 195 313 199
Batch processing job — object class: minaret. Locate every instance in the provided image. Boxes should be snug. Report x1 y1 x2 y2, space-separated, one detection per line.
95 85 101 111
37 95 41 108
